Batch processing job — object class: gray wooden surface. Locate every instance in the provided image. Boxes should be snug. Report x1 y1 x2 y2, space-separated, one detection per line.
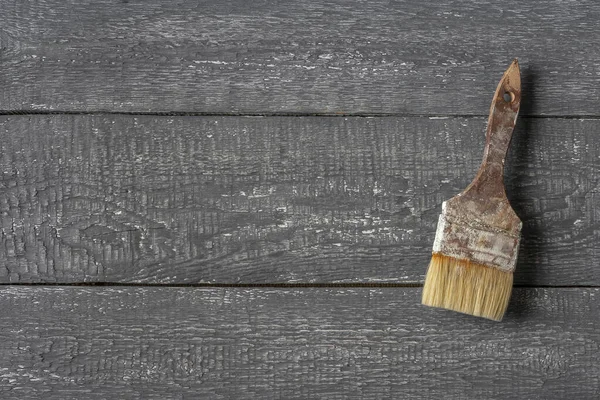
1 0 600 115
2 0 600 398
1 115 599 285
0 287 598 400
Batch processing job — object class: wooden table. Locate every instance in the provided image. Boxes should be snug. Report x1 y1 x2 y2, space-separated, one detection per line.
1 1 599 398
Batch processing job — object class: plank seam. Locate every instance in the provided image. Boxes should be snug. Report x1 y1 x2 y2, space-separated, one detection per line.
2 110 600 119
0 283 597 289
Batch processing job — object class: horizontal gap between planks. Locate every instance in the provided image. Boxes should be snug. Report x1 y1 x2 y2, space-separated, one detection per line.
1 110 600 119
0 282 597 289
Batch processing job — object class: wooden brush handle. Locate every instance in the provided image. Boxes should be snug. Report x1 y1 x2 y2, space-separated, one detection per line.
463 60 521 201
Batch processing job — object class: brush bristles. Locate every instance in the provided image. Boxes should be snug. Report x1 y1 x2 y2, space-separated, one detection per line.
422 253 513 321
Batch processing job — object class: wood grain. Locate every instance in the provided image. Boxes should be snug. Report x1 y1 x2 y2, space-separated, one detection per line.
0 286 598 399
2 0 600 115
0 114 598 285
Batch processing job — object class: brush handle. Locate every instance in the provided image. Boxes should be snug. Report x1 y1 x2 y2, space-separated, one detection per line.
462 60 521 201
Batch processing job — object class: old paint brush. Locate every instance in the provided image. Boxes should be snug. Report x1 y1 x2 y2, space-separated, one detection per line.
422 59 522 321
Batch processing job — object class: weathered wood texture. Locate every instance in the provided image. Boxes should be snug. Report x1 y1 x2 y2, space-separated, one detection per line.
2 0 600 115
0 287 598 399
1 114 598 284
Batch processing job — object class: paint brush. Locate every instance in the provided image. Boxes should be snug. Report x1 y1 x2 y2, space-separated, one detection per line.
421 59 522 321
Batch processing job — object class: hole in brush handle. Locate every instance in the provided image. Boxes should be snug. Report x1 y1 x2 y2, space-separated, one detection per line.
503 91 515 103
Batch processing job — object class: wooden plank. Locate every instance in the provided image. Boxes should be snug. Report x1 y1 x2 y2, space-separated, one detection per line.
1 114 599 284
0 286 598 399
2 0 600 115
